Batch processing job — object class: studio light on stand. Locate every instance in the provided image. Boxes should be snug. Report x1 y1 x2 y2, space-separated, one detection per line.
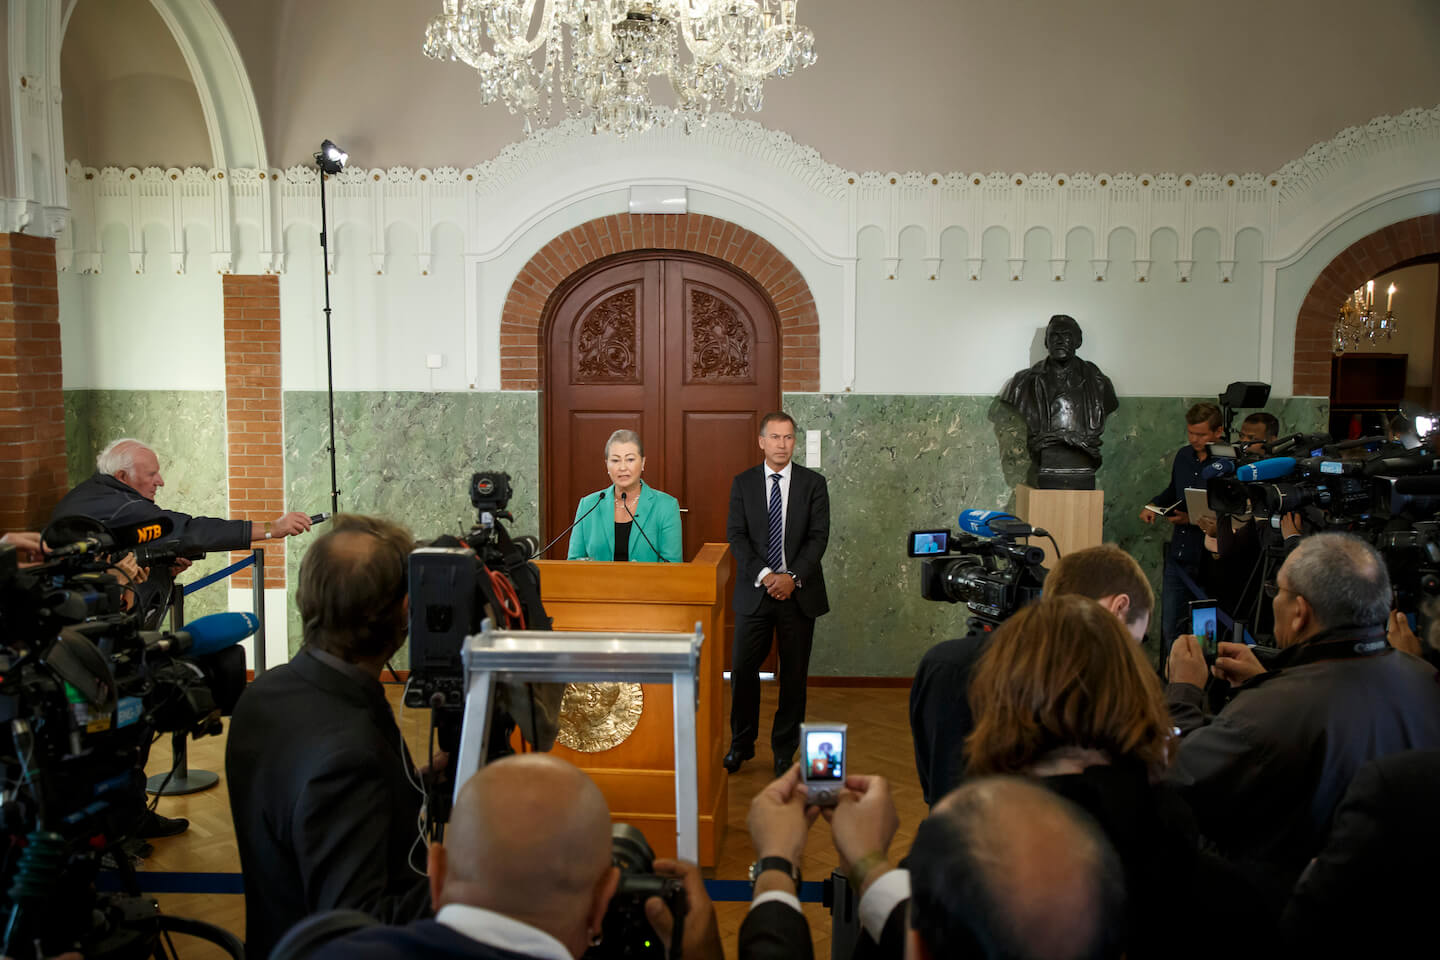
315 139 348 515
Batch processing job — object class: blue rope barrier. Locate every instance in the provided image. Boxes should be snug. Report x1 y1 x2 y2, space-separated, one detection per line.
97 871 825 903
182 554 255 596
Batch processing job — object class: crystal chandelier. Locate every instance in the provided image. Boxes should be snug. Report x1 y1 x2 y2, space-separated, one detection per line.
423 0 817 138
1333 280 1400 354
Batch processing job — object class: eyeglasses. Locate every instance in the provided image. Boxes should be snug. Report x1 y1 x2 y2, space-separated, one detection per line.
1263 581 1297 600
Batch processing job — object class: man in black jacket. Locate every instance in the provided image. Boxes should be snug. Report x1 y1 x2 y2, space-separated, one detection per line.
1166 532 1440 874
910 543 1154 806
226 514 430 959
725 412 830 777
738 767 1126 960
51 438 312 622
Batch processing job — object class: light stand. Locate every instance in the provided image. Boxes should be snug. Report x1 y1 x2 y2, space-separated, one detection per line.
315 140 348 516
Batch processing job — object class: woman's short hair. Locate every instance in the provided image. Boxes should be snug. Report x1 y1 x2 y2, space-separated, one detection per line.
966 595 1175 780
297 514 415 662
605 429 644 458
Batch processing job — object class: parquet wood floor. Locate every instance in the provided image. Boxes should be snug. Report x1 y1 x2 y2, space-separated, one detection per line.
136 682 925 959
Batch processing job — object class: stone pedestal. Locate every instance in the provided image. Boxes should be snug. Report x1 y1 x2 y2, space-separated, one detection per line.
1015 484 1105 567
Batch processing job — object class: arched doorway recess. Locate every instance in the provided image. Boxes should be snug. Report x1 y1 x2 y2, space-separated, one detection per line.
1292 213 1439 396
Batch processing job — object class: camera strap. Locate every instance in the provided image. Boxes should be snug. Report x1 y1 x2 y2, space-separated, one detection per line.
1267 625 1390 671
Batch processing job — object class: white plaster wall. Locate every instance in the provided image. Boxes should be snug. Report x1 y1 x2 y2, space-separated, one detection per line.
58 226 226 390
228 586 291 671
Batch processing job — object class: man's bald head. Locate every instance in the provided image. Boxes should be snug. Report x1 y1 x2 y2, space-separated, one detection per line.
908 777 1125 960
438 755 614 921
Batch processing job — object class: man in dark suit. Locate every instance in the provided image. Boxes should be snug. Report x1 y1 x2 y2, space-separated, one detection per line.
226 514 431 959
738 769 1127 960
312 753 725 960
725 411 830 777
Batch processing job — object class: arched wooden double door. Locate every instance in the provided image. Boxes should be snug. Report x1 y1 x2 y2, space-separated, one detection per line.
543 252 780 574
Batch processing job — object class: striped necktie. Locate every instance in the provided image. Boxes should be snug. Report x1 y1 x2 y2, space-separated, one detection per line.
767 473 784 572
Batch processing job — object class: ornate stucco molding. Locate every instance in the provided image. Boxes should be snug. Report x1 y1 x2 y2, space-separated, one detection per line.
59 105 1440 279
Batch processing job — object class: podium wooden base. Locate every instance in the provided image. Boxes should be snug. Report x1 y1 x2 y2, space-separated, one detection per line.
1015 484 1104 567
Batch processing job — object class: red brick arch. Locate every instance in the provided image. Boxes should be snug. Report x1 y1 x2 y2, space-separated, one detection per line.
1293 213 1440 396
499 215 819 391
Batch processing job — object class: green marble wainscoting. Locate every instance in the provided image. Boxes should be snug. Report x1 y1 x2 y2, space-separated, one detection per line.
785 393 1329 674
283 391 541 658
63 390 232 620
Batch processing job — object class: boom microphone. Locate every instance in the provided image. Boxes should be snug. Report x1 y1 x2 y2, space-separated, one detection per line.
43 515 176 556
1200 458 1235 481
183 611 260 657
536 490 606 558
1236 458 1297 482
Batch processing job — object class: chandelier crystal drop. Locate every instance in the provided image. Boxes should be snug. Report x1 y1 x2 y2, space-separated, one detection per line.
1333 280 1400 354
423 0 817 138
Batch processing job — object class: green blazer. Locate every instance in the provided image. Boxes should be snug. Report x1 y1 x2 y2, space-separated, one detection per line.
566 483 683 563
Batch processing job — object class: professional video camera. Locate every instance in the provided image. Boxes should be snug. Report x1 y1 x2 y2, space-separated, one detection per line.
0 516 238 957
908 510 1048 629
405 471 558 827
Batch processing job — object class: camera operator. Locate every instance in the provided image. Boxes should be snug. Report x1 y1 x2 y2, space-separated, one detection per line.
1164 532 1440 876
51 438 313 624
1140 403 1225 651
910 544 1154 806
740 766 1125 960
226 514 429 960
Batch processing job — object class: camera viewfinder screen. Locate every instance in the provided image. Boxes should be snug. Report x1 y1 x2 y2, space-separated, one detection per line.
804 730 844 781
909 530 949 556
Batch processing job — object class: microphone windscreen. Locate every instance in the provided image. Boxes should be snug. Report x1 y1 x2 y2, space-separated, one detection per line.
185 611 260 657
1237 457 1297 482
957 509 1009 537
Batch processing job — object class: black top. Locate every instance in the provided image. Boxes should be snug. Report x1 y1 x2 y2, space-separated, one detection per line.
910 628 989 806
613 520 631 562
312 920 542 960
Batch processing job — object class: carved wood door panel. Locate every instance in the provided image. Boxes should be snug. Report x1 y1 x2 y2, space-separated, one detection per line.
544 254 780 668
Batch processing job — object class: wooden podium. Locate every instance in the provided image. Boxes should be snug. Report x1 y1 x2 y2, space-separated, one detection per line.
1015 484 1105 566
532 543 730 865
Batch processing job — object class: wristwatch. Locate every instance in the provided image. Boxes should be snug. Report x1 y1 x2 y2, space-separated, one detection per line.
748 856 801 887
787 571 802 588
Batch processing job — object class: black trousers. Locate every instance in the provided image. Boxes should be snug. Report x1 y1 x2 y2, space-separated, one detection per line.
730 595 815 761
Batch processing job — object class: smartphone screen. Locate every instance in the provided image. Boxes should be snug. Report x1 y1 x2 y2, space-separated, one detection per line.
1190 600 1218 657
908 530 949 557
802 726 845 783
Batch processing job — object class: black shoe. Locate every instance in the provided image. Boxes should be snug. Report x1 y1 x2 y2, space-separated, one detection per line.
723 746 754 773
137 810 189 839
774 755 794 778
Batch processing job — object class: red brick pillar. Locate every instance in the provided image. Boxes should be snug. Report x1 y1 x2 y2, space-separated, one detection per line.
223 275 285 588
0 234 66 533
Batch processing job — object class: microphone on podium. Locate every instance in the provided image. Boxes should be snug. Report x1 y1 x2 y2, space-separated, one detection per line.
623 485 669 562
536 490 607 558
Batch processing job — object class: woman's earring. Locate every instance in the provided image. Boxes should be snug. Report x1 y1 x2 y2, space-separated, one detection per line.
589 931 603 947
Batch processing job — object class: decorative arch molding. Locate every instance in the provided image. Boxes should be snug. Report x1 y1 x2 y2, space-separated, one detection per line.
1291 213 1439 396
500 215 819 392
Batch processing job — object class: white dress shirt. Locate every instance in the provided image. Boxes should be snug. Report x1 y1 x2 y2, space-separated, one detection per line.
753 459 794 586
435 903 575 960
749 868 911 942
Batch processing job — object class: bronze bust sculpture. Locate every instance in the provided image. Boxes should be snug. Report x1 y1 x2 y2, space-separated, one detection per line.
999 315 1118 490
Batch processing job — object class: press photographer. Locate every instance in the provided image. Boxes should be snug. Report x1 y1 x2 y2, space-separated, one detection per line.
0 520 241 958
53 438 314 626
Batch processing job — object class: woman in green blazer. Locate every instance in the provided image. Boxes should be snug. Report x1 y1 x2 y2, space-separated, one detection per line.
566 429 683 563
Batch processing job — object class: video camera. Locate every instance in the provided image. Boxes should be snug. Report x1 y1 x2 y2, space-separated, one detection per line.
909 510 1048 629
405 471 556 826
0 516 232 956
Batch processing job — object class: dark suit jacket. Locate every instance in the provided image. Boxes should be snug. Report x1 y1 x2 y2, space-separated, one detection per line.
1281 750 1440 954
225 648 430 959
311 920 538 960
726 462 830 619
739 897 907 960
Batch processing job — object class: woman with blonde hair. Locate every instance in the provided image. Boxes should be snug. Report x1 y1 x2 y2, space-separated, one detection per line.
966 595 1265 959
